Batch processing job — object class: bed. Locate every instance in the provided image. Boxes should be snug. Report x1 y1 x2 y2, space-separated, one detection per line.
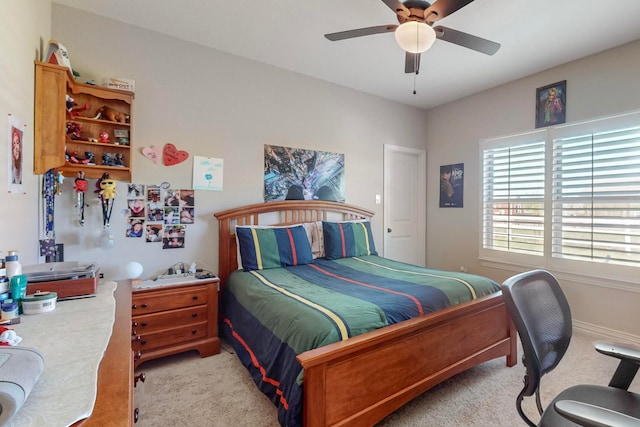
215 200 516 427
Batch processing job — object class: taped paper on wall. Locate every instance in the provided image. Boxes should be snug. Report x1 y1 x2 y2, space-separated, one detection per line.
192 156 223 191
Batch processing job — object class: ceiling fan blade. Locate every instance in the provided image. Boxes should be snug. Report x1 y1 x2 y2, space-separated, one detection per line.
405 52 421 74
424 0 474 23
381 0 410 17
434 25 500 55
325 25 397 41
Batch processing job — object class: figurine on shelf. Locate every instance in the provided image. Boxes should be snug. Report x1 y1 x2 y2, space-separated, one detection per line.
102 153 119 166
85 152 95 165
114 153 125 167
66 94 74 111
66 151 92 164
65 95 89 120
66 122 82 140
99 131 110 143
94 105 127 123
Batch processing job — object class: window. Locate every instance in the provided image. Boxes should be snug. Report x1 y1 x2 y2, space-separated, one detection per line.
481 133 546 256
481 111 640 279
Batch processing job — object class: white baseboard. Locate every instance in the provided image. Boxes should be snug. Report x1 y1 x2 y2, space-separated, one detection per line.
574 319 640 347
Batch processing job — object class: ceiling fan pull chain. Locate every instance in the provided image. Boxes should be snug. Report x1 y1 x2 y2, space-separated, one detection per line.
413 53 419 95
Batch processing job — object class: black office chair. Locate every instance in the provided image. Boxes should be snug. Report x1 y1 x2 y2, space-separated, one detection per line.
501 269 640 426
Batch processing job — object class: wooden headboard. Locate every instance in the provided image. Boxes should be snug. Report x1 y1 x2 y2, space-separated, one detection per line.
214 200 374 286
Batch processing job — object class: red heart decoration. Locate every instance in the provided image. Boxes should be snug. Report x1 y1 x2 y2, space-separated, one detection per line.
163 143 189 166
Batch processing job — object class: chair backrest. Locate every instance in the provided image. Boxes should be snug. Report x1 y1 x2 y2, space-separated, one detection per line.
501 269 573 397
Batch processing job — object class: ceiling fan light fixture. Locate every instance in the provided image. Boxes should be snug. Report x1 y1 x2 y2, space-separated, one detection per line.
394 21 436 54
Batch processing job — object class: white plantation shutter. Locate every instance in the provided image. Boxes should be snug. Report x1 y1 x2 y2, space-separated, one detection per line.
480 111 640 276
552 115 640 267
481 132 546 256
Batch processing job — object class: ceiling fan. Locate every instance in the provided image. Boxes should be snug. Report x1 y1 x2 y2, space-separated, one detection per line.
324 0 500 74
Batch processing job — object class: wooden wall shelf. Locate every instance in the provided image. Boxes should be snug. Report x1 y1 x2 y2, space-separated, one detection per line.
34 61 134 181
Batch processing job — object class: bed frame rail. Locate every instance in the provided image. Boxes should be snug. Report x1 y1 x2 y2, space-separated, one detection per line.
298 292 516 427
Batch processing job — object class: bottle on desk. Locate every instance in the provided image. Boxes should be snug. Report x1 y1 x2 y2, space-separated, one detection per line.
9 275 27 315
5 251 22 280
0 257 7 294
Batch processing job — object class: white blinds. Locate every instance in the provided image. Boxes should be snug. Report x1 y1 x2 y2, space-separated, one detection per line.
482 137 545 255
552 120 640 266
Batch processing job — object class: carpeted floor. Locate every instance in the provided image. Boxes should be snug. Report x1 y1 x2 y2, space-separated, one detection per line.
133 330 638 426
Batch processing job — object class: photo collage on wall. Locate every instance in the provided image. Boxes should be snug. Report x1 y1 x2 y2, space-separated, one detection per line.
125 184 196 249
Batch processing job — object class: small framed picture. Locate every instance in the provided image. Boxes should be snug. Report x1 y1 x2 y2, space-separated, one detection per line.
439 163 464 208
536 80 566 128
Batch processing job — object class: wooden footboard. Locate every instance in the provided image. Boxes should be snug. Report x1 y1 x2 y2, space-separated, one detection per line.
298 291 516 427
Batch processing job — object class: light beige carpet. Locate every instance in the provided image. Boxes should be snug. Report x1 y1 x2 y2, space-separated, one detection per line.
133 331 638 426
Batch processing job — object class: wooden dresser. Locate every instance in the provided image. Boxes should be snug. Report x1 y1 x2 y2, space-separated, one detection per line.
75 280 133 426
131 277 220 368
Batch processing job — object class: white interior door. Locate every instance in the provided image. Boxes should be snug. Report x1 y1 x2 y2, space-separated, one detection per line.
383 144 426 266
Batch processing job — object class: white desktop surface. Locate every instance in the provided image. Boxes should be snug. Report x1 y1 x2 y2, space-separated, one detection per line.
8 281 117 427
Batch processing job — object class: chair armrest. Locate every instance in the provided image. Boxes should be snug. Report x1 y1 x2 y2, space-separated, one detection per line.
595 342 640 364
554 400 640 427
595 342 640 390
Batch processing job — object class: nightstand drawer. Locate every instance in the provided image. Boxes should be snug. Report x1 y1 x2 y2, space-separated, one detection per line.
133 322 208 351
132 286 208 314
132 305 209 334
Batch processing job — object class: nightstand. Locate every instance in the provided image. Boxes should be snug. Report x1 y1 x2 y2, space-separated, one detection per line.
131 276 221 368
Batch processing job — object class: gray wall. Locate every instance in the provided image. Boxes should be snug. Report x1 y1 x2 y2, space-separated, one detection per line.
0 1 50 266
49 4 429 280
424 40 640 341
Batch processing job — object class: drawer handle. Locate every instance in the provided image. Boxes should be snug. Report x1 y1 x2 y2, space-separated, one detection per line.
134 351 142 360
134 407 139 423
141 303 148 308
132 321 139 327
191 313 198 318
132 334 141 342
192 296 199 300
140 339 147 345
134 372 146 387
132 304 137 310
141 322 147 327
191 330 197 335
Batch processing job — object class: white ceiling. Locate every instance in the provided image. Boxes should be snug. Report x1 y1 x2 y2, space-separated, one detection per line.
52 0 640 110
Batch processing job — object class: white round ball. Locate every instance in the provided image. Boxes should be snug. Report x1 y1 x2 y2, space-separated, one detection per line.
125 261 143 279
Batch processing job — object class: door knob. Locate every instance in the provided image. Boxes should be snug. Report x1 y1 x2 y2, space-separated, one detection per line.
387 228 392 233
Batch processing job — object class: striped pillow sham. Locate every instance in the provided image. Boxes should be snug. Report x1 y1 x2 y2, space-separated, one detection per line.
236 225 314 270
322 221 377 260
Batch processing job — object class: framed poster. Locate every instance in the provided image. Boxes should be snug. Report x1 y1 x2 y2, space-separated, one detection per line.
536 80 566 128
439 163 464 208
264 144 345 202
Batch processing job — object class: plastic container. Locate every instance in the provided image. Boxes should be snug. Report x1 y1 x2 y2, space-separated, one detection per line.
22 291 57 314
9 274 27 315
1 299 18 320
5 252 22 280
